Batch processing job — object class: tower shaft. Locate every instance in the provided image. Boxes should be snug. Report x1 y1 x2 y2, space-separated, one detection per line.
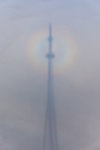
43 24 58 150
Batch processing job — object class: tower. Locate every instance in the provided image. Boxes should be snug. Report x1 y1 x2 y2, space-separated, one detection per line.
43 24 58 150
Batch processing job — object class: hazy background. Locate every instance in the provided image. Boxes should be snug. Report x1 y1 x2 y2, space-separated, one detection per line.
0 0 100 149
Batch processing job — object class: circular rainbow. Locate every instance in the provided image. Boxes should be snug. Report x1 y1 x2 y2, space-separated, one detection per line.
27 27 78 74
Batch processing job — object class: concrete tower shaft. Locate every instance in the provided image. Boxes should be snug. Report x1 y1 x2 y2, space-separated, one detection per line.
43 25 58 150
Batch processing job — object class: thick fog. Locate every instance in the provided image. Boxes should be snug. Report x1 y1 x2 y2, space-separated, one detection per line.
0 0 100 150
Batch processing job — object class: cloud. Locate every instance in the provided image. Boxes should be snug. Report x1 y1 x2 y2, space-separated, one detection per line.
0 136 13 150
0 0 100 150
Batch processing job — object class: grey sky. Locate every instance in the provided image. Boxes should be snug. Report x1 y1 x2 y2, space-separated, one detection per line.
0 0 100 150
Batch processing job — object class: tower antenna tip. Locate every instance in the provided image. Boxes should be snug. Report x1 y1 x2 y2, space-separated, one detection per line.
49 23 52 29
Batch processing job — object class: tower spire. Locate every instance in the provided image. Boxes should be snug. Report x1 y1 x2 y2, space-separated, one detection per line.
49 24 52 39
42 25 58 150
47 24 55 59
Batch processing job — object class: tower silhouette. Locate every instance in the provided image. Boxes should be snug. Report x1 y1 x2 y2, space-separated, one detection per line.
43 24 58 150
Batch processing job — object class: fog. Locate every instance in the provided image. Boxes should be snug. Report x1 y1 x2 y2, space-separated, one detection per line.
0 0 100 150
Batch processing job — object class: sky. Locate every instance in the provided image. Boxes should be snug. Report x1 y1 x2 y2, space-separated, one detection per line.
0 0 100 149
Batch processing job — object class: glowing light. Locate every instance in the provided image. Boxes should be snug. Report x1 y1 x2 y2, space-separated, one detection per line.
27 27 78 74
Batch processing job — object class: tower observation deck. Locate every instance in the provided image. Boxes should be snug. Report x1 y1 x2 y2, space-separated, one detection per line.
43 24 58 150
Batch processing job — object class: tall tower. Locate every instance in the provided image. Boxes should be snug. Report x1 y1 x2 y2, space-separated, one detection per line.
43 24 58 150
